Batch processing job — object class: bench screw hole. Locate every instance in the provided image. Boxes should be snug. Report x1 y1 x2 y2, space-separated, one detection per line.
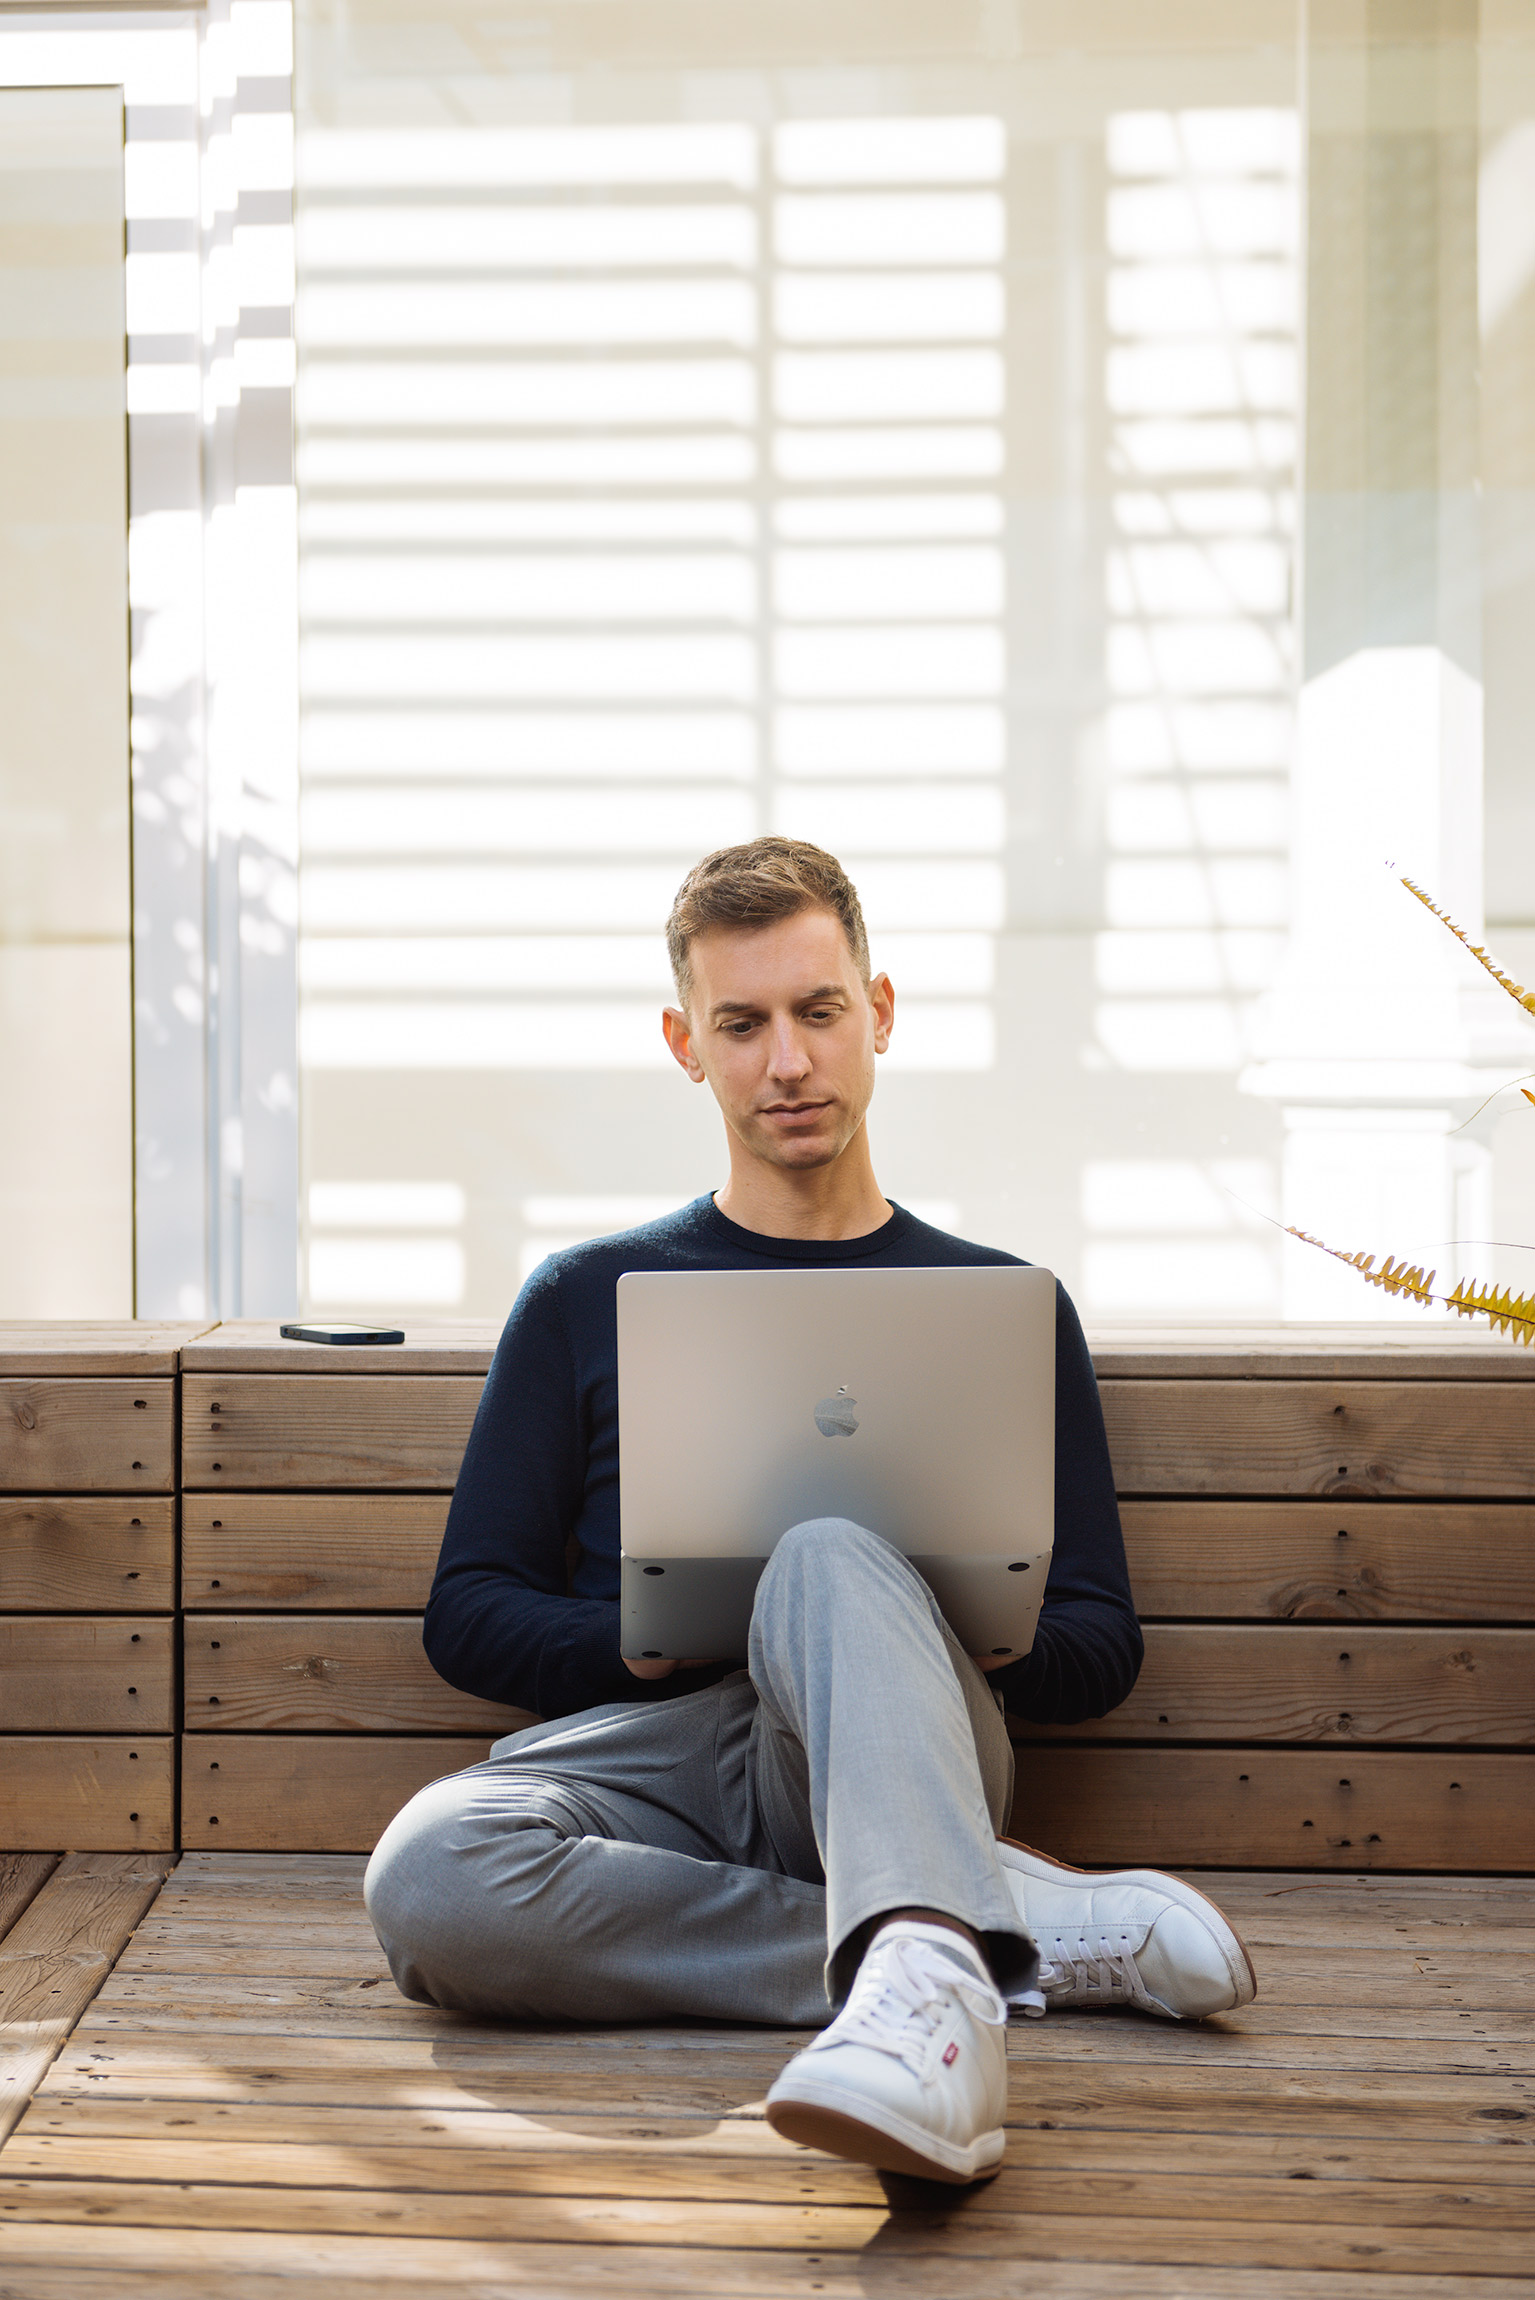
211 1579 220 1587
210 1762 219 1770
1367 1833 1381 1842
1450 1781 1461 1790
1158 1714 1168 1724
211 1463 221 1471
1339 1651 1350 1662
131 1634 140 1643
1336 1529 1348 1538
134 1400 146 1410
128 1752 137 1760
1337 1465 1347 1475
1339 1778 1350 1788
127 1572 139 1581
127 1687 136 1696
131 1518 141 1527
1239 1773 1249 1782
211 1640 220 1649
1302 1819 1314 1827
129 1813 138 1821
132 1461 142 1470
209 1816 218 1824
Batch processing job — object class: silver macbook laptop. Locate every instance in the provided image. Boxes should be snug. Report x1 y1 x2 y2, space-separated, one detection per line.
617 1264 1055 1661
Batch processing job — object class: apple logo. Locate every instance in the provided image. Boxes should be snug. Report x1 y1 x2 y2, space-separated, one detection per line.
814 1385 859 1437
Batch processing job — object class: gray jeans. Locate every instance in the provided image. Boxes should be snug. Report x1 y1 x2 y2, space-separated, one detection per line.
365 1518 1035 2026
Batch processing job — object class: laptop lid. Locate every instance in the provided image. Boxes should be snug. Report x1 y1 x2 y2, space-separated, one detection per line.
617 1266 1055 1627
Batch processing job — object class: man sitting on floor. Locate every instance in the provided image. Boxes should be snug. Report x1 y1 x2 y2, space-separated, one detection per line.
365 836 1256 2185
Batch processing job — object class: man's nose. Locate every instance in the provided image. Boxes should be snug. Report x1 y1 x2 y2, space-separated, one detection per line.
766 1022 812 1079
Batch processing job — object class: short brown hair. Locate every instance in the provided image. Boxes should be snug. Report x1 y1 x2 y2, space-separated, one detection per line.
666 836 871 1006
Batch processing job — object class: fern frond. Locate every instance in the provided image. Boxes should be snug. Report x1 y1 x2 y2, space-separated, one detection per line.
1447 1276 1535 1345
1285 1228 1436 1304
1401 877 1535 1018
1287 1227 1535 1344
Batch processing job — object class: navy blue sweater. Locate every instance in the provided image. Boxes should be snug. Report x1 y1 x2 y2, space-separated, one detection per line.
424 1196 1143 1725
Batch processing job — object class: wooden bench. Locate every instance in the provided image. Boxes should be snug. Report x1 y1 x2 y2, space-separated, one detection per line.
4 1317 1533 1867
0 1323 208 1853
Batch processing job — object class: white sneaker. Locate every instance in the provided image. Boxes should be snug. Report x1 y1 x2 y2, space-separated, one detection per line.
996 1838 1257 2021
765 1922 1009 2183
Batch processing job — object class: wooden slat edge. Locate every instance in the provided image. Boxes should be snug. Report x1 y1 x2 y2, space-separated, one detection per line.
0 1325 216 1378
0 1855 60 1947
0 1852 176 2144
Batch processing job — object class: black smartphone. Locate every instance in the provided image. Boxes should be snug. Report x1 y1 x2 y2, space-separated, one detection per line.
279 1321 405 1345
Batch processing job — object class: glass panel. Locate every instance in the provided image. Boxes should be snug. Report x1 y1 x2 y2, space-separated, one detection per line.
293 1 1535 1323
0 87 132 1315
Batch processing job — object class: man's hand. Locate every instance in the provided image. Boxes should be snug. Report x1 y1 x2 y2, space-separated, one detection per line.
622 1656 718 1679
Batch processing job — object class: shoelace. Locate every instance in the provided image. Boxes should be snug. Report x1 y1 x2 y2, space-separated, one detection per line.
1036 1925 1151 2010
811 1935 1008 2078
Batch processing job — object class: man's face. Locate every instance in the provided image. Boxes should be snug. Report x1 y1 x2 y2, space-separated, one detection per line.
662 906 893 1172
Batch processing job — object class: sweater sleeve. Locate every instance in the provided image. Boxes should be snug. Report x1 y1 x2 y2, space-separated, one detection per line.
990 1282 1143 1725
422 1264 640 1721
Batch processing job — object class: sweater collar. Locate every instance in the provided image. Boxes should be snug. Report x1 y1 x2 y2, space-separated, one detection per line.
697 1193 914 1263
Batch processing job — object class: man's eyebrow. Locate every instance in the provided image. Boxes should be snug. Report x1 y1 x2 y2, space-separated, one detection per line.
706 983 847 1021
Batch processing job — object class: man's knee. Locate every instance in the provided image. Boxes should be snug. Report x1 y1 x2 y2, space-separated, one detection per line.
767 1515 884 1580
364 1768 570 2013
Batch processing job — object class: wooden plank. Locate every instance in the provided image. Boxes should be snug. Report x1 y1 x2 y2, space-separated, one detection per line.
0 1620 174 1734
1007 1748 1535 1870
1122 1500 1535 1622
102 1932 1535 2007
1085 1321 1535 1381
181 1494 449 1610
1100 1380 1535 1498
181 1319 501 1375
0 1384 174 1496
51 2014 1535 2086
22 2097 1535 2186
29 2065 1535 2145
10 2131 1535 2238
2 2177 1532 2276
1024 1624 1535 1745
72 1982 1535 2067
0 2233 1514 2300
0 1740 174 1854
114 1901 1535 1956
180 1375 481 1491
0 1324 210 1378
182 1616 535 1734
0 1853 174 2144
0 1499 175 1611
178 1736 494 1851
0 1857 58 1945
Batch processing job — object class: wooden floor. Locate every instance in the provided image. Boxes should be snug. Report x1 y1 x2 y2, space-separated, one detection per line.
0 1853 1531 2297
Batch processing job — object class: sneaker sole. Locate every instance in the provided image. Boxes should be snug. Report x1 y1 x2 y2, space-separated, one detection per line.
998 1836 1258 2009
766 2092 1004 2184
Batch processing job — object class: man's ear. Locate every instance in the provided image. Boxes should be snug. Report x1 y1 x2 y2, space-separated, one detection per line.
869 971 894 1056
662 1004 707 1082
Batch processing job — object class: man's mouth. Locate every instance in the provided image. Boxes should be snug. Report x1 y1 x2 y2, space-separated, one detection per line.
761 1099 830 1119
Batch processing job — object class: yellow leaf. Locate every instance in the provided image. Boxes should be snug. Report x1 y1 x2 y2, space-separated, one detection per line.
1401 878 1535 1018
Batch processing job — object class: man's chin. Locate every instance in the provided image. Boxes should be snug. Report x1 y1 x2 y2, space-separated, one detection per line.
749 1127 844 1170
